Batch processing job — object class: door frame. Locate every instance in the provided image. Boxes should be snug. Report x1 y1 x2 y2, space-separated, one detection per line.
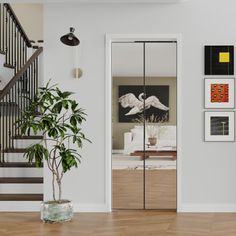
105 34 182 212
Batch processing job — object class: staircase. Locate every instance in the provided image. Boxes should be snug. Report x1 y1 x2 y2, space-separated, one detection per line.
0 3 43 206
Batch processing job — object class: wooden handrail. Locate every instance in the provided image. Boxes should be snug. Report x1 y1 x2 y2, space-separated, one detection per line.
3 3 32 47
0 47 43 100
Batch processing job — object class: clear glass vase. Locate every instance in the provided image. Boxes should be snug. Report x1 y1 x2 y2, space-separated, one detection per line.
41 200 73 223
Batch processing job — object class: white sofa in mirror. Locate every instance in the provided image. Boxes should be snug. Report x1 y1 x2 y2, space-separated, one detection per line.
124 125 176 155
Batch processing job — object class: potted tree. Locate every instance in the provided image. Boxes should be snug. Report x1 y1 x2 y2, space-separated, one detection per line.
20 81 90 223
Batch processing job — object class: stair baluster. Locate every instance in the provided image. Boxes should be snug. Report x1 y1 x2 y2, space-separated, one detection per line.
0 3 42 163
1 3 32 72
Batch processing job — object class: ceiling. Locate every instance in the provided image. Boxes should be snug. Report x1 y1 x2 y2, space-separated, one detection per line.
3 0 188 3
112 42 176 77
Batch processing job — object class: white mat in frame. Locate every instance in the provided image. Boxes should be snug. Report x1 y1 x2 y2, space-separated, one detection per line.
204 78 235 109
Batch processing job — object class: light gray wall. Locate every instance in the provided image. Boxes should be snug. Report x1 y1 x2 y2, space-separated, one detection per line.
11 4 43 42
44 0 236 211
112 77 177 149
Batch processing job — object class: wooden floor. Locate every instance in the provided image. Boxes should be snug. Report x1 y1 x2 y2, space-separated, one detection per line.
1 211 236 235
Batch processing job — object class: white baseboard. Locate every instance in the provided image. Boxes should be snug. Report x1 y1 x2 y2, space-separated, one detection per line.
3 201 236 213
180 203 236 212
0 201 41 212
73 203 109 212
0 202 109 212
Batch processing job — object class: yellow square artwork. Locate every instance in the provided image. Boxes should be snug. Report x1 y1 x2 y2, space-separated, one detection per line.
219 52 230 63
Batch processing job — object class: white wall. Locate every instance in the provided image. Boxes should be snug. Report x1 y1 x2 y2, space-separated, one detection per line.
11 4 43 42
44 0 236 212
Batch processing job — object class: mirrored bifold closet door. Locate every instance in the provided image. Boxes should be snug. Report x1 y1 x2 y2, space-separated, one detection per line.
112 42 177 210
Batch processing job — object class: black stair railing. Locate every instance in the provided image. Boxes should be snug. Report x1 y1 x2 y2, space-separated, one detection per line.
0 3 32 74
0 47 43 163
0 3 43 163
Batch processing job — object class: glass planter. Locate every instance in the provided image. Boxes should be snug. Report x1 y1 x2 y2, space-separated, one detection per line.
41 200 73 223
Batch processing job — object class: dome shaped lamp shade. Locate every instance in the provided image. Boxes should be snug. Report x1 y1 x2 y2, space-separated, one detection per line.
60 27 80 46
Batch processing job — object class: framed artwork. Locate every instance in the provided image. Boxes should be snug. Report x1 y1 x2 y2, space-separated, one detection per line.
205 45 234 75
118 85 169 123
205 111 235 142
204 78 235 108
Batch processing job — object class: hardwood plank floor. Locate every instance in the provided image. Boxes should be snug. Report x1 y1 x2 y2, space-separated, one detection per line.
0 211 236 235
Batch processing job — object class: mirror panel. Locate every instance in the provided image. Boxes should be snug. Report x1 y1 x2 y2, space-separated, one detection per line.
111 42 177 210
144 42 177 209
112 42 144 209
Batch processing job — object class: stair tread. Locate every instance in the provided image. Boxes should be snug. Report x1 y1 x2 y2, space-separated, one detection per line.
21 90 30 94
12 135 43 140
0 102 18 106
4 148 27 153
0 194 43 201
0 162 43 168
3 63 15 69
0 177 43 184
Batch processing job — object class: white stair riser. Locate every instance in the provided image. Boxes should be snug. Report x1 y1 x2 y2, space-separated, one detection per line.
0 168 43 177
0 184 43 194
0 201 42 212
13 139 41 148
5 153 28 162
4 153 45 163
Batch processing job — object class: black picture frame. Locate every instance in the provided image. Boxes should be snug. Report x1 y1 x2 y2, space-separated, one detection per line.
205 45 234 75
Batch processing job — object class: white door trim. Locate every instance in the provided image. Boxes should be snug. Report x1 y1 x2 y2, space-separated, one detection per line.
105 34 182 212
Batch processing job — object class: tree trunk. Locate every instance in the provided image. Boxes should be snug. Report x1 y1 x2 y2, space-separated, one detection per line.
58 180 62 202
52 173 56 201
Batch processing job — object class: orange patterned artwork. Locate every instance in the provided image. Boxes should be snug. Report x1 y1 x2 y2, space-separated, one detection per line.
211 84 229 103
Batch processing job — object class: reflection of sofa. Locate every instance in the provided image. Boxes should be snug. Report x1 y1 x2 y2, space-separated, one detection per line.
124 125 176 154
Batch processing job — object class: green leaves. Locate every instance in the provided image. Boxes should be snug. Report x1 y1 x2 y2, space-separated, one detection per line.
52 101 63 114
18 80 92 202
24 144 49 167
17 80 92 201
60 149 80 173
20 119 41 136
55 87 74 99
70 115 77 126
62 91 74 99
71 100 77 112
48 127 58 138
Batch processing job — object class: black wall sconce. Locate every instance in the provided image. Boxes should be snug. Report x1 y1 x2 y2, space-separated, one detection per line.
60 27 80 46
60 27 82 78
